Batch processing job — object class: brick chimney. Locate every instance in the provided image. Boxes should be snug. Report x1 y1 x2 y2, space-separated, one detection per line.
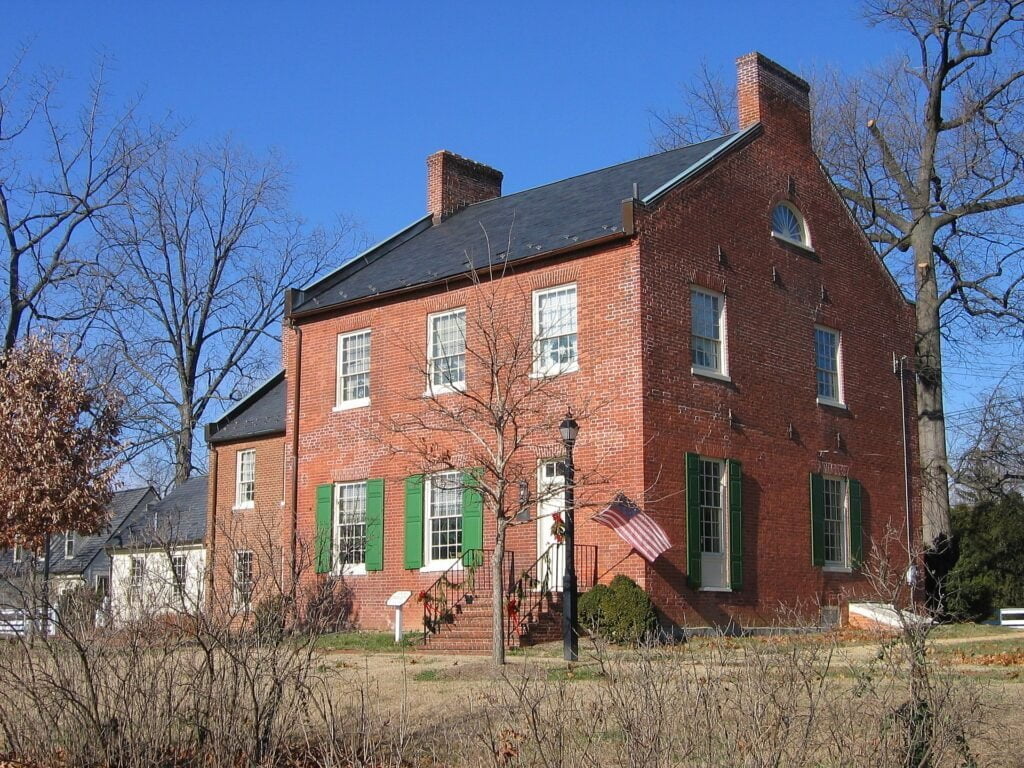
736 52 811 143
427 150 503 221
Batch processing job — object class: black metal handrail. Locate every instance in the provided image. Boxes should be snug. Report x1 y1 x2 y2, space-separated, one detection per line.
505 543 598 645
421 548 498 640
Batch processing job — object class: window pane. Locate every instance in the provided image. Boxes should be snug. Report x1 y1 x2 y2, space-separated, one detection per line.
339 331 371 402
815 328 839 400
823 477 846 565
535 286 578 372
698 459 723 554
335 482 367 567
238 450 255 504
429 472 463 562
773 205 803 243
430 310 466 387
691 290 722 371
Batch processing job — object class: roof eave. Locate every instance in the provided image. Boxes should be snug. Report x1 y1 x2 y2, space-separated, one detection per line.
204 370 285 442
285 229 634 322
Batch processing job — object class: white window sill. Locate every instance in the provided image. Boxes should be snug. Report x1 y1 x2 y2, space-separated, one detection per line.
423 383 466 397
338 564 367 577
232 502 255 512
691 367 732 383
530 364 579 379
699 586 732 593
419 560 462 574
333 398 370 412
816 397 847 410
771 232 816 255
823 565 853 574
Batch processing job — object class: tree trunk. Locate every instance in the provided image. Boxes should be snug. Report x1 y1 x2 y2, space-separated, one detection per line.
491 521 506 667
174 411 195 488
913 232 951 546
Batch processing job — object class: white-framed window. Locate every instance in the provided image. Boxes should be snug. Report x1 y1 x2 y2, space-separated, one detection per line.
233 550 254 611
698 458 724 557
427 308 467 392
822 476 849 568
235 449 256 508
334 481 367 574
814 326 844 406
64 531 75 559
771 202 810 247
425 471 463 568
129 556 145 600
94 574 110 598
12 543 23 564
336 329 371 408
171 553 187 601
691 288 728 378
533 284 579 376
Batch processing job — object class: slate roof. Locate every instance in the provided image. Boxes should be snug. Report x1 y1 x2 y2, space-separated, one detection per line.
46 487 157 576
290 132 745 316
205 371 286 445
111 475 208 550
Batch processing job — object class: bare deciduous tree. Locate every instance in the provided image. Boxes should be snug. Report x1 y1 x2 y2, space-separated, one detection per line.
654 2 1024 549
952 383 1024 502
0 54 167 352
99 141 353 488
387 266 602 666
0 334 122 548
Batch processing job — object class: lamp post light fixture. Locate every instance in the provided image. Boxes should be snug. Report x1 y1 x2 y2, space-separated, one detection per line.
559 409 580 661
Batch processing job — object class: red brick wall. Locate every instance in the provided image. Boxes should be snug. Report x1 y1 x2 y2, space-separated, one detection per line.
637 75 918 627
285 245 647 631
207 434 287 616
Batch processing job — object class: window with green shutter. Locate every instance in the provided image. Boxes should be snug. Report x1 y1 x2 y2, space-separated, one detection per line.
461 468 484 566
849 478 863 568
315 484 333 574
811 473 862 569
727 459 743 590
810 473 825 567
404 475 424 569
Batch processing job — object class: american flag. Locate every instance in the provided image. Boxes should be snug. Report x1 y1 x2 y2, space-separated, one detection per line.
592 494 671 563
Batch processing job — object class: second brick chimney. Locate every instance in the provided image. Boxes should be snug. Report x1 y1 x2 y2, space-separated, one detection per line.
736 52 811 144
427 151 503 221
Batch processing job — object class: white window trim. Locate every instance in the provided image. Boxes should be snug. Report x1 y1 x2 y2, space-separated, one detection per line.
532 283 580 378
233 549 254 611
171 553 187 599
690 286 730 381
12 544 23 564
814 325 845 408
822 475 851 570
234 449 256 510
419 472 464 573
424 307 468 396
333 480 368 577
335 329 371 410
64 531 75 559
770 202 814 251
128 556 145 599
696 456 732 593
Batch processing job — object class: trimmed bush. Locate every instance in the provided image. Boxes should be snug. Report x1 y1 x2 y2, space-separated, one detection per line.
578 575 657 644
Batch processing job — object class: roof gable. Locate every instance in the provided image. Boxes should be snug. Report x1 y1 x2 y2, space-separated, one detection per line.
112 475 208 550
205 371 286 445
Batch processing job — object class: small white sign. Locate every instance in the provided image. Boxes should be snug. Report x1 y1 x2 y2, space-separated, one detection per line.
387 590 412 608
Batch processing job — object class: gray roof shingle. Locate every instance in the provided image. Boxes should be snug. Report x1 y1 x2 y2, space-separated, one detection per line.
112 475 208 549
291 134 737 315
48 487 157 575
205 371 285 445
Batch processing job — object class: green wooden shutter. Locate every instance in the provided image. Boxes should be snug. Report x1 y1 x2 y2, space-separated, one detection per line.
727 459 743 590
404 475 424 569
315 484 334 574
461 468 484 566
365 478 385 571
849 477 863 568
810 473 825 567
686 452 701 588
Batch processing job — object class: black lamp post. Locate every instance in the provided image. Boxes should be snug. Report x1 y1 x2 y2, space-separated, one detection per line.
559 410 580 661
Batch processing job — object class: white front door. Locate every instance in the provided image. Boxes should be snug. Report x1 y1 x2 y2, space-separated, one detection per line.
698 457 729 589
536 461 565 591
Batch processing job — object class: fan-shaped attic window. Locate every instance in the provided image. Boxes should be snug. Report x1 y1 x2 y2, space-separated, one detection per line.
771 203 809 247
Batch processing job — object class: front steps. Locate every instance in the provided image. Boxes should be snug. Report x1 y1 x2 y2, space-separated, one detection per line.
420 592 563 652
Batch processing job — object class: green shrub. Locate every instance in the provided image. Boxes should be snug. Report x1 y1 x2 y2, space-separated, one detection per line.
578 575 657 644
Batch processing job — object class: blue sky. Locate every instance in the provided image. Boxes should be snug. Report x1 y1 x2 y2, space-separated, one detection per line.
7 1 1009 422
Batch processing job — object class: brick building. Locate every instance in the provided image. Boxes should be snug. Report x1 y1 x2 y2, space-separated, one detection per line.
207 52 919 639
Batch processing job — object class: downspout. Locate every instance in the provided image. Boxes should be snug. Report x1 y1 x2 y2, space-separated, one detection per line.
897 355 914 571
207 449 218 611
288 320 303 601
